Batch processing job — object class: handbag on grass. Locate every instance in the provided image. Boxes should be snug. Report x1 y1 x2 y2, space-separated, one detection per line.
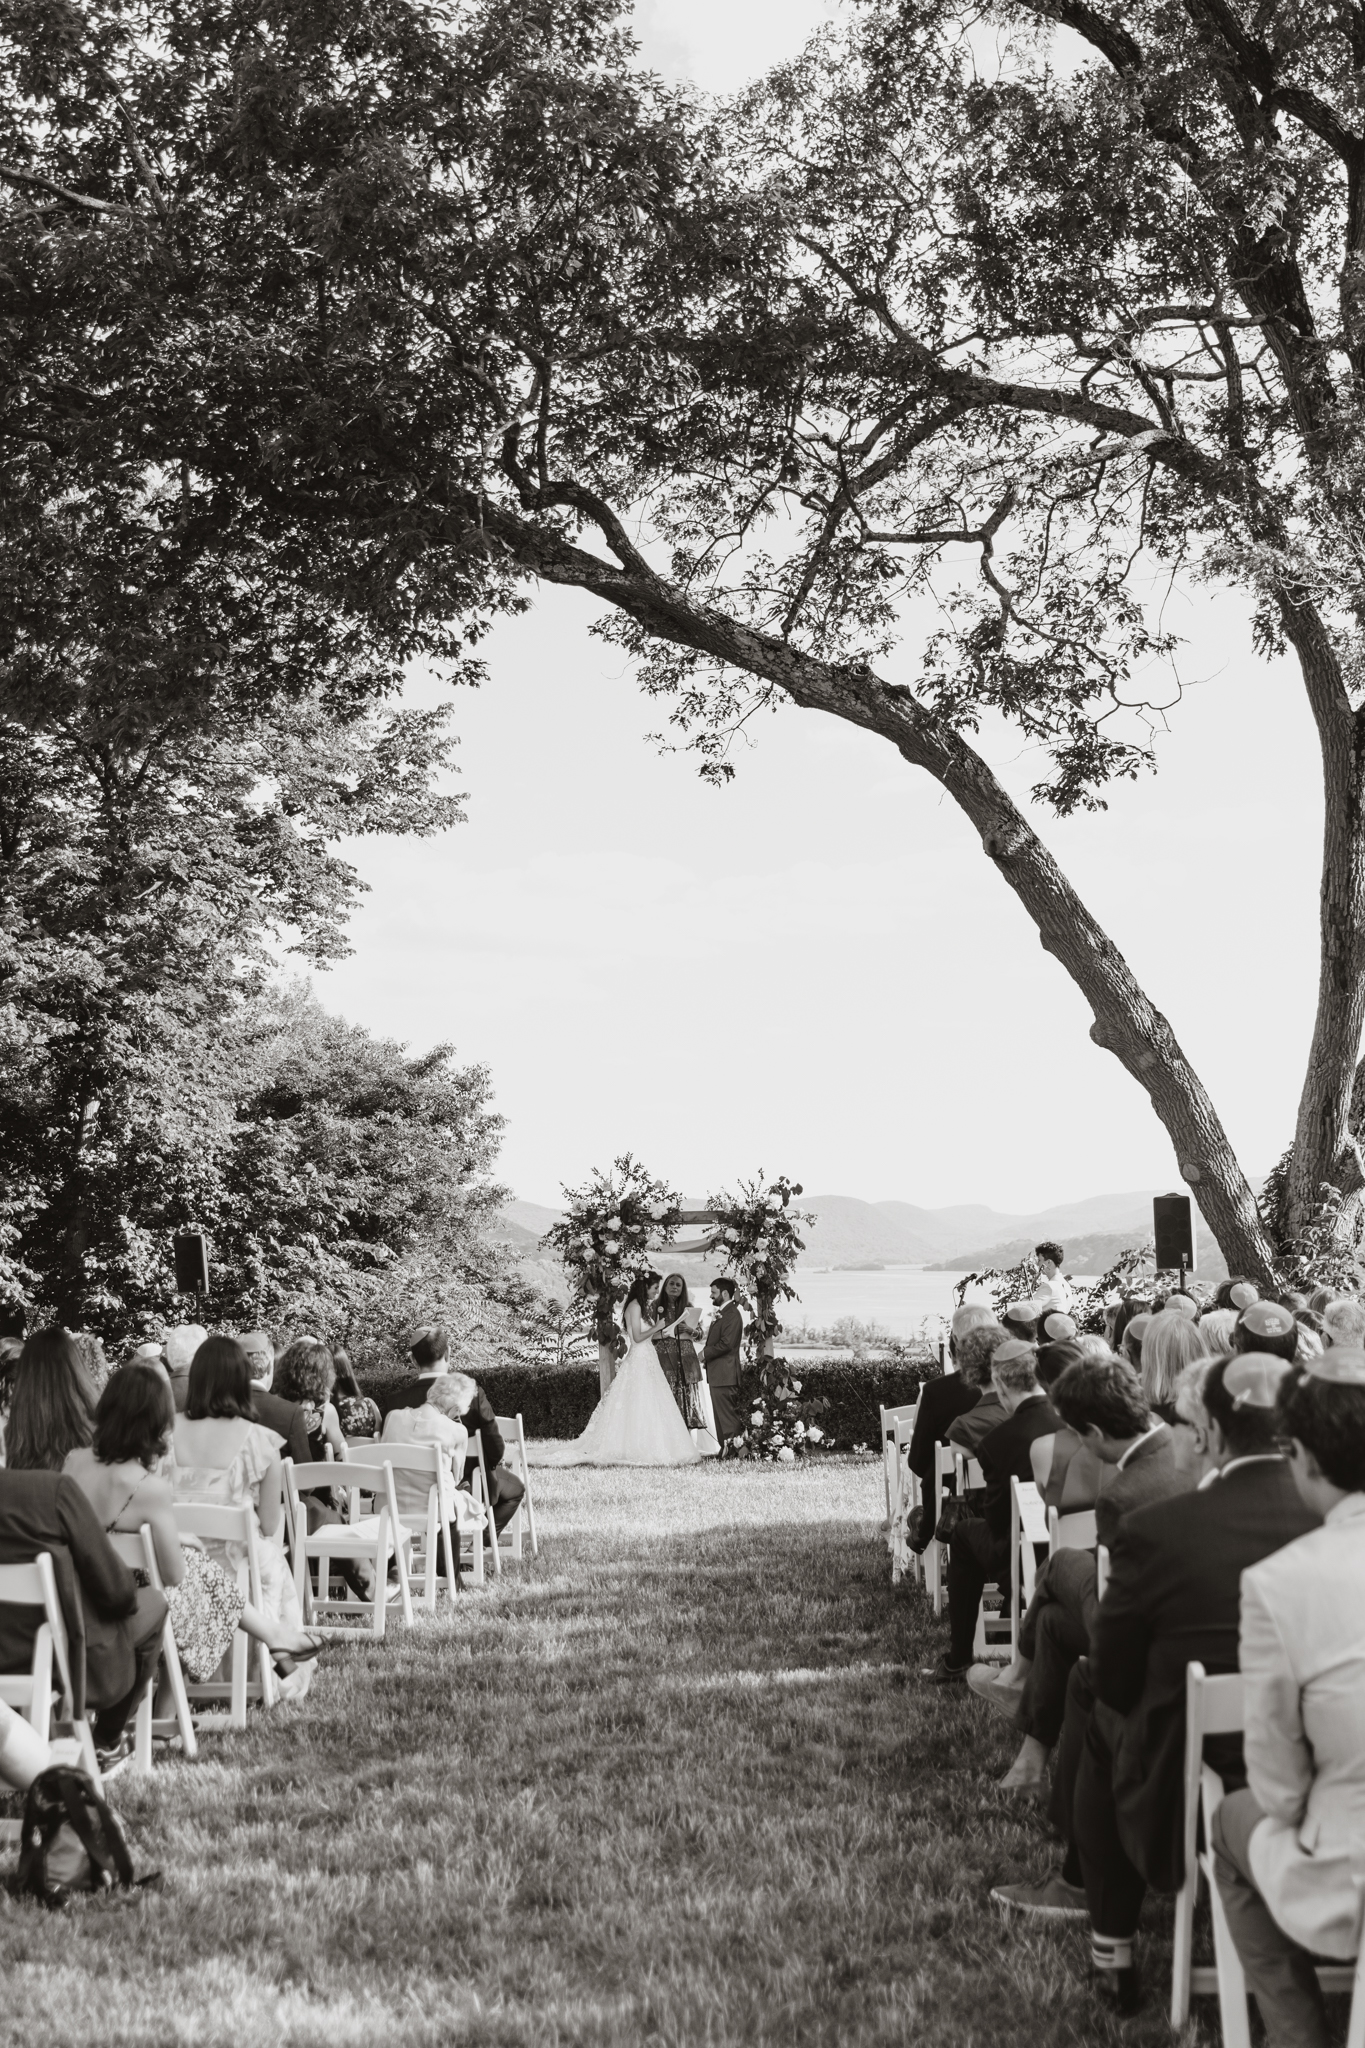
931 1495 978 1545
10 1768 161 1908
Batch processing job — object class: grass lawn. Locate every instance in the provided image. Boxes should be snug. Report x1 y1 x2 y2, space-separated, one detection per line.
0 1455 1228 2047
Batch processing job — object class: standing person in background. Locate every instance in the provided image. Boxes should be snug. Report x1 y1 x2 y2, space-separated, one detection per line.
1030 1243 1072 1318
703 1279 745 1447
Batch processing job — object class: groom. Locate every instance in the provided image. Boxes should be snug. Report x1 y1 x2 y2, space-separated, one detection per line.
703 1277 745 1444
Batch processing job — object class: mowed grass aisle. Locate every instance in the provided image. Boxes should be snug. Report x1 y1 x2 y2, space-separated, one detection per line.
0 1459 1209 2047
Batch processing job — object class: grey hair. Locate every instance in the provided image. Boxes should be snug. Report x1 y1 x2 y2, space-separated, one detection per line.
426 1371 476 1419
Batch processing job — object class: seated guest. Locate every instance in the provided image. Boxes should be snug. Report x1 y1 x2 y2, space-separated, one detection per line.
1216 1277 1261 1312
992 1354 1318 2010
65 1362 322 1681
4 1327 98 1471
971 1356 1188 1792
1196 1306 1237 1351
1002 1301 1040 1346
925 1341 1059 1685
0 1371 168 1768
1039 1312 1077 1347
1211 1351 1365 2048
238 1331 313 1467
273 1341 347 1462
943 1323 1014 1456
164 1324 209 1413
1140 1310 1210 1423
1161 1292 1198 1318
331 1350 381 1439
906 1308 995 1497
1118 1311 1151 1375
1320 1295 1365 1349
380 1327 525 1538
1235 1298 1301 1362
1111 1296 1152 1358
171 1337 311 1660
382 1372 486 1538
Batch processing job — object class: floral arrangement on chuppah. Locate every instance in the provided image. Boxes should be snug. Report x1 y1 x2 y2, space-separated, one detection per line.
543 1156 683 1365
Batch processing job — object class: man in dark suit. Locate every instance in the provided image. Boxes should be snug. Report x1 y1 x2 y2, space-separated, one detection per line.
994 1354 1318 2011
379 1328 525 1537
703 1279 745 1444
925 1339 1059 1682
0 1468 167 1767
240 1331 314 1467
969 1355 1191 1789
907 1317 1009 1549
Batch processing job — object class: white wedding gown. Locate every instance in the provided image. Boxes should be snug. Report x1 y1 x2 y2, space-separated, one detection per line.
541 1335 703 1467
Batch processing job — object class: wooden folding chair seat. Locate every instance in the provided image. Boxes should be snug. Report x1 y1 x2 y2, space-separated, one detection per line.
1172 1663 1364 2040
1047 1505 1098 1554
0 1554 101 1781
924 1439 958 1615
366 1443 459 1611
105 1524 197 1770
171 1504 277 1728
494 1413 538 1562
283 1457 414 1636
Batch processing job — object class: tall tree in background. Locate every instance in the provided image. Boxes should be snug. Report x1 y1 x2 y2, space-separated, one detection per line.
8 0 1365 1279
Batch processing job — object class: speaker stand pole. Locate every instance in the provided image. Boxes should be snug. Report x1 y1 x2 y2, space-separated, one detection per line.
1179 1254 1188 1297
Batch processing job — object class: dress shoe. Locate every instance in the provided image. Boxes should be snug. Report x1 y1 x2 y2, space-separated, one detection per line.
989 1872 1090 1921
968 1663 1026 1720
921 1655 969 1684
1091 1965 1141 2016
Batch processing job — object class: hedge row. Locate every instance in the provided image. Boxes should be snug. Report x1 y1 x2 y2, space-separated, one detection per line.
359 1357 936 1448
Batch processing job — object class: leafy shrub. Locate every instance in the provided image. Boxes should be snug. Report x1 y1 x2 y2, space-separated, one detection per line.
358 1356 934 1447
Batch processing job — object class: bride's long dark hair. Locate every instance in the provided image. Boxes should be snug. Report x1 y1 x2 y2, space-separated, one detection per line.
622 1273 657 1320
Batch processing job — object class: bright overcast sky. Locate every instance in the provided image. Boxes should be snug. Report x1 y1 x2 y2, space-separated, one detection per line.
315 0 1317 1214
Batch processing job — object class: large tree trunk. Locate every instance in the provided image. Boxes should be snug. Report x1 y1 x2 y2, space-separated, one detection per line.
1284 609 1365 1239
470 503 1282 1279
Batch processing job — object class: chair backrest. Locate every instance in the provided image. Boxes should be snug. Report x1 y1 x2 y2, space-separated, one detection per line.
0 1553 77 1712
172 1500 264 1606
328 1454 405 1529
106 1525 159 1581
879 1403 918 1436
1048 1505 1099 1553
1013 1478 1050 1545
965 1456 986 1489
1182 1662 1245 1888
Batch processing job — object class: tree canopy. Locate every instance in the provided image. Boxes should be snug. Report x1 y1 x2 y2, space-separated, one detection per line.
8 0 1365 1279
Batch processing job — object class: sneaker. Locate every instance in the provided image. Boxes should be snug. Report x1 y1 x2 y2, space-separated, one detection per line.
990 1872 1090 1921
922 1655 970 1684
94 1731 133 1777
968 1664 1026 1720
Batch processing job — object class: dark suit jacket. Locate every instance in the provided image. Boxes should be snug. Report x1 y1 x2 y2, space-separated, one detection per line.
1095 1423 1187 1547
379 1376 505 1471
908 1374 980 1482
978 1393 1060 1543
0 1470 140 1719
703 1304 743 1387
1091 1456 1319 1893
249 1388 313 1467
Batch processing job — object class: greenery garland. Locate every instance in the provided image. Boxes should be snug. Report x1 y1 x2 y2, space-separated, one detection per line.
543 1156 683 1340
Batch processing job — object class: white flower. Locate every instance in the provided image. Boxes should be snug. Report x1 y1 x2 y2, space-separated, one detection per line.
603 1238 619 1254
723 1227 738 1242
750 1410 764 1426
766 1193 783 1210
791 1379 802 1393
646 1200 668 1221
806 1425 824 1442
606 1215 622 1229
777 1447 796 1463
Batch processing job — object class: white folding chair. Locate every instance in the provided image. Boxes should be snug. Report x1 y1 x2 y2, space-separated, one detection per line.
172 1503 278 1727
972 1475 1043 1662
880 1401 918 1523
369 1443 459 1611
106 1525 197 1771
924 1440 958 1615
1047 1506 1098 1554
493 1414 538 1562
284 1456 414 1636
0 1553 101 1779
1172 1663 1363 2039
473 1437 502 1581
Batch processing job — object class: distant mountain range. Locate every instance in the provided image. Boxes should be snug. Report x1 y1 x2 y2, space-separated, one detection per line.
493 1189 1224 1280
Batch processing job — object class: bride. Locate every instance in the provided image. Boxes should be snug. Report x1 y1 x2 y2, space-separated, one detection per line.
542 1275 702 1467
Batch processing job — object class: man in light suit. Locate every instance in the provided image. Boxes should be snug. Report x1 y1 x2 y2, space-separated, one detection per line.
703 1278 745 1445
1212 1350 1365 2047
